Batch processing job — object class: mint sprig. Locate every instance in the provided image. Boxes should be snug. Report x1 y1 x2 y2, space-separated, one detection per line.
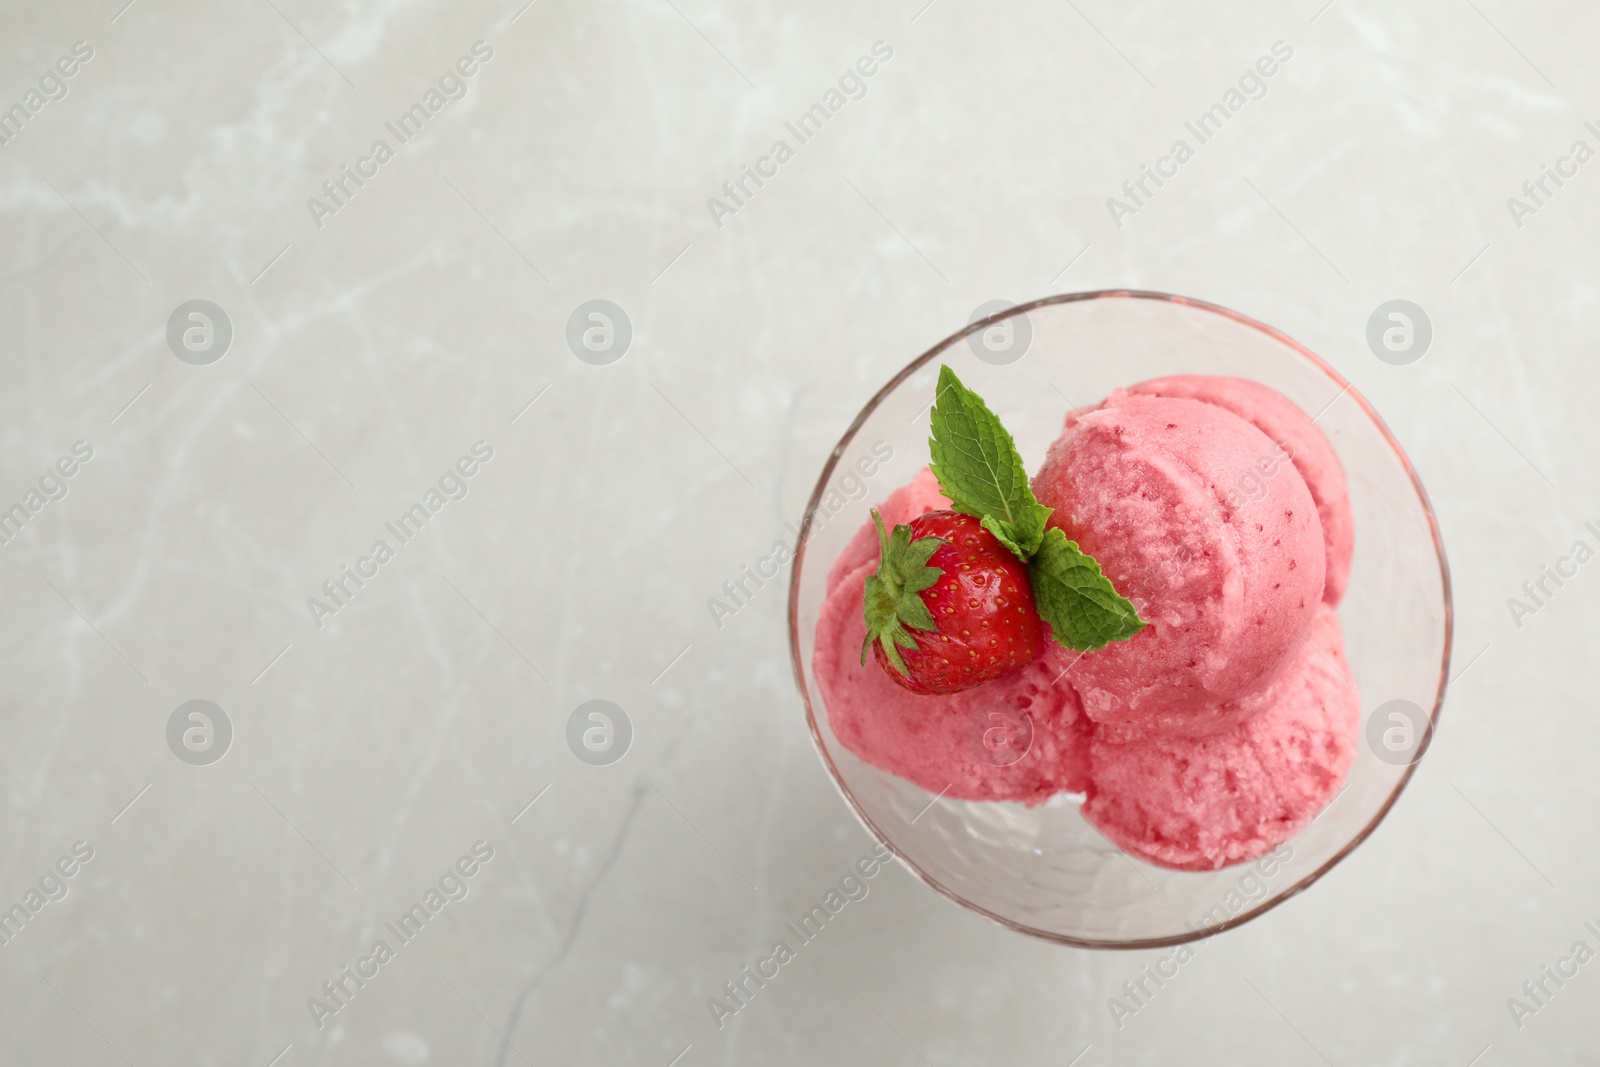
923 365 1145 654
1028 527 1147 651
861 509 944 679
929 365 1051 559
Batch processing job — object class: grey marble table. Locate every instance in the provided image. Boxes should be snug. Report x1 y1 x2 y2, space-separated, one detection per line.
1 0 1597 1063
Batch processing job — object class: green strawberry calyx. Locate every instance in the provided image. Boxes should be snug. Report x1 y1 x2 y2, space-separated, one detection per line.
860 509 944 679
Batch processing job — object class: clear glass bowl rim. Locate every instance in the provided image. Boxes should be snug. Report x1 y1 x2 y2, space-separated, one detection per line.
785 288 1454 950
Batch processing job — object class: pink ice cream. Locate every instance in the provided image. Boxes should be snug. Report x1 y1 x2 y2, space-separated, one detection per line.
1127 375 1354 605
809 375 1359 870
815 555 1089 804
1080 606 1359 870
1031 392 1325 733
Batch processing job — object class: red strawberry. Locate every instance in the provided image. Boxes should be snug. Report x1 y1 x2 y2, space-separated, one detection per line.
861 508 1043 695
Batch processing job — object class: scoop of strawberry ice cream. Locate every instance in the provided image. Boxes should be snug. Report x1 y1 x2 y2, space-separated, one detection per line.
1033 392 1324 733
1080 606 1359 870
1127 375 1353 605
814 557 1090 804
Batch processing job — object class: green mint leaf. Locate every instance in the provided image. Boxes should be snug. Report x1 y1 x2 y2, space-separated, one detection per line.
928 365 1051 560
1027 527 1147 652
861 510 945 678
978 514 1029 561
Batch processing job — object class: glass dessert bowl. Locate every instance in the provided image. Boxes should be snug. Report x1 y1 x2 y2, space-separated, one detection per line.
787 290 1451 948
